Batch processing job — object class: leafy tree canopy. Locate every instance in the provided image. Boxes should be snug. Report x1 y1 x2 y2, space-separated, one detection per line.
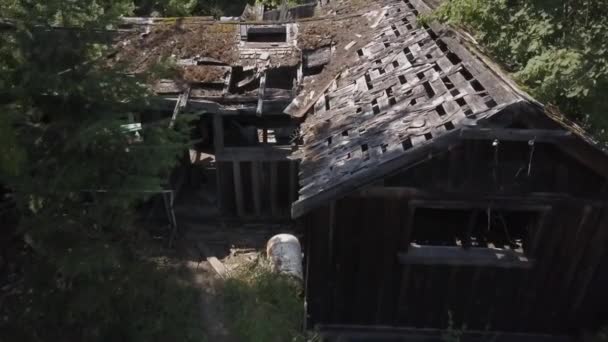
426 0 608 144
0 0 200 340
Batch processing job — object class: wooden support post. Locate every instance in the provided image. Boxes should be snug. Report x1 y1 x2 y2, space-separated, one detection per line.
270 161 280 216
233 161 245 217
289 161 298 203
257 72 267 116
251 161 262 217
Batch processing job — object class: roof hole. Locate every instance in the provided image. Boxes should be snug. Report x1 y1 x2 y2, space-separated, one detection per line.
372 106 381 115
486 99 498 108
461 68 474 80
418 41 425 48
423 82 436 98
384 42 391 48
347 152 352 159
381 144 388 153
356 107 362 113
437 39 448 52
412 9 419 15
379 68 386 75
394 29 401 37
445 121 455 130
410 98 417 105
436 104 446 116
399 75 407 84
406 24 413 30
426 54 433 59
389 97 397 106
247 26 287 43
402 138 413 151
417 72 425 80
361 144 369 152
327 137 333 145
442 76 454 89
357 49 364 57
471 80 485 92
446 52 462 65
342 130 349 136
386 88 393 97
424 133 433 141
393 60 400 68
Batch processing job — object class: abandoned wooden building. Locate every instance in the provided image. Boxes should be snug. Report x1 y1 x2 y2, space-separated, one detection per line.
115 0 608 339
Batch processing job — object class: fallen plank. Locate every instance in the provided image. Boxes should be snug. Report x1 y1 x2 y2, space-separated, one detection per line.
196 241 228 278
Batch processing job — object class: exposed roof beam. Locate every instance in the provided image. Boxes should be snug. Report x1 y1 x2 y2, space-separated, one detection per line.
460 127 574 143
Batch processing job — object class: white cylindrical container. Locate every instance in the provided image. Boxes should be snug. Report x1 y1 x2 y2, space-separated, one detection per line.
266 234 303 281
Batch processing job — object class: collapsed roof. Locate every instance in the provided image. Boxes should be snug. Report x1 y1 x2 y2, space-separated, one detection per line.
288 0 605 218
108 0 604 218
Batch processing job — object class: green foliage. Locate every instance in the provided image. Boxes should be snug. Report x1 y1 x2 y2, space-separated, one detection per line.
0 0 201 340
1 241 205 342
427 0 608 143
223 258 305 342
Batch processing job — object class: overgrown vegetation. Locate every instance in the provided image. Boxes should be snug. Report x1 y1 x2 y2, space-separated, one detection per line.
223 258 306 342
425 0 608 144
0 0 202 340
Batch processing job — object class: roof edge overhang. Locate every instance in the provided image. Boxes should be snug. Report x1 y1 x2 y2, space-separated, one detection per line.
291 101 526 219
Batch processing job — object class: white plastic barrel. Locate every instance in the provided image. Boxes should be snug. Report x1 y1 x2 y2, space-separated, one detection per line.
266 234 303 280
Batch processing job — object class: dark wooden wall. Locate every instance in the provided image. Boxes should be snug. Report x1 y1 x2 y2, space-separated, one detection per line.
306 198 608 334
304 141 608 335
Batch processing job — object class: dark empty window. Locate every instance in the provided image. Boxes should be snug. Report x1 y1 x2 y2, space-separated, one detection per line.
247 26 287 43
400 207 539 268
409 207 538 251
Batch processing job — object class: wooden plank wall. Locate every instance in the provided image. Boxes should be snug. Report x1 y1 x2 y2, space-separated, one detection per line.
217 159 298 219
305 196 608 334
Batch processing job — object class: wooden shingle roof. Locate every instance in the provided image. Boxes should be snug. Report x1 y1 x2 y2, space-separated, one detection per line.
291 0 529 217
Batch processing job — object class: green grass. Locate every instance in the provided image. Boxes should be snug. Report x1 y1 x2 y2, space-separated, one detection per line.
223 258 306 342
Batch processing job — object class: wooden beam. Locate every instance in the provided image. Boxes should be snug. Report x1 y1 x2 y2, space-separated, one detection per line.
460 127 574 143
196 241 227 278
232 161 245 217
398 245 534 268
354 186 604 207
216 146 293 161
256 71 267 116
572 209 608 315
270 161 280 216
316 323 573 341
251 161 262 217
